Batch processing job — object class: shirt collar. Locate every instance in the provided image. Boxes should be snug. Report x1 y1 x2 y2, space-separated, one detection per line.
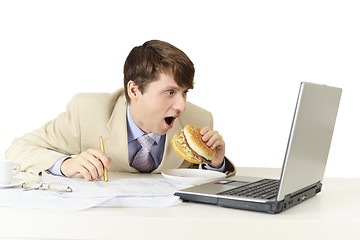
126 104 161 144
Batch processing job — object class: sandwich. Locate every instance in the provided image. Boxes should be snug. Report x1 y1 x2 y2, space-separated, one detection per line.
171 125 216 164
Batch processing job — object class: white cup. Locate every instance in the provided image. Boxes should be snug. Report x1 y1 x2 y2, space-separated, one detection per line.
0 159 21 185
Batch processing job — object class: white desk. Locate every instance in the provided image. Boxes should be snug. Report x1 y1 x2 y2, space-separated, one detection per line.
0 168 359 240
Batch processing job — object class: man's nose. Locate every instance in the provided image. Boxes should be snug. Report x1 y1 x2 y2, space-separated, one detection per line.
173 95 186 112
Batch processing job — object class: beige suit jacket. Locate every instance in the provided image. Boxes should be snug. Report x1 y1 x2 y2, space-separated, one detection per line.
5 89 235 176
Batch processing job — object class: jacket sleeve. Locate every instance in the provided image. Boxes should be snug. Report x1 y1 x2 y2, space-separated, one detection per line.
5 95 82 175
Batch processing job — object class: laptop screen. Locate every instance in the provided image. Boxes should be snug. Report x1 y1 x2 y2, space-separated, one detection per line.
277 82 342 200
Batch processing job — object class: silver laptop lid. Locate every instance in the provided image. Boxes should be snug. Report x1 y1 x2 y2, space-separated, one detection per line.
277 82 342 200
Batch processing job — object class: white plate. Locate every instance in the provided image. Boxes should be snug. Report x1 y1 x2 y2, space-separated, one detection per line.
161 169 226 185
0 178 24 188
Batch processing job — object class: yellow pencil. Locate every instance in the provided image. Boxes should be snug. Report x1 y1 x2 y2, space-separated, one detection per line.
100 136 108 182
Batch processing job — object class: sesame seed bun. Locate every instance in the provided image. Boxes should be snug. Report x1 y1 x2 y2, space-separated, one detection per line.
171 125 215 164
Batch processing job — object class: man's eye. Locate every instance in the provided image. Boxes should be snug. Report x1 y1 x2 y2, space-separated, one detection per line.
166 90 174 96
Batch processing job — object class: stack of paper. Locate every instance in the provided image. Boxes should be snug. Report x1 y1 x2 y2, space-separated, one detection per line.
0 171 193 210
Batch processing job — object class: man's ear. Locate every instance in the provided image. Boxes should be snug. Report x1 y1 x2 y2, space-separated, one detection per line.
127 81 140 101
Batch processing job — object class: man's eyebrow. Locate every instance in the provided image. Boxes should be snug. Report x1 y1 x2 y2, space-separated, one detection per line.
164 85 189 91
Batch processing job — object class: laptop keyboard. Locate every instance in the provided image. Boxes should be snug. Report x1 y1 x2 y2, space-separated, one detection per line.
219 179 279 200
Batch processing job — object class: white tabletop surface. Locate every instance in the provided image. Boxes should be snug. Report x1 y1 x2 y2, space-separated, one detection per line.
0 167 359 240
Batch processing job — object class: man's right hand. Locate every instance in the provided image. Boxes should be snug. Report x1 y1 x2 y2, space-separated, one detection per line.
60 149 112 181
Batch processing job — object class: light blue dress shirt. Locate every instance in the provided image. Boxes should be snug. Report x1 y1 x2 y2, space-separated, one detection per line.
48 105 225 175
126 105 165 168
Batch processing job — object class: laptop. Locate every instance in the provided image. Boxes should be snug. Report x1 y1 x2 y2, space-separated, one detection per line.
175 82 342 214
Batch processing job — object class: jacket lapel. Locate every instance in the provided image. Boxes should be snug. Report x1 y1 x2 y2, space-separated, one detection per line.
101 94 136 172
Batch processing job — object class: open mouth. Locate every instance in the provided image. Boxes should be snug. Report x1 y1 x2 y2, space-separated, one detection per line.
165 117 175 126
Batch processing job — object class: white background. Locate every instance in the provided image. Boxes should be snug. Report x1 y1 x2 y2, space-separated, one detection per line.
1 0 359 178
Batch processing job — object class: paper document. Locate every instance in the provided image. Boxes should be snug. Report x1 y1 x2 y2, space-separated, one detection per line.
0 172 192 210
0 188 111 211
41 171 191 209
42 171 192 198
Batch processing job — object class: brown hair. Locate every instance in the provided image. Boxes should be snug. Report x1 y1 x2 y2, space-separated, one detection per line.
123 40 195 102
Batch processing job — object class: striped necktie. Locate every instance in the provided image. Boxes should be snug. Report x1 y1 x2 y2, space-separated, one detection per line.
131 135 155 173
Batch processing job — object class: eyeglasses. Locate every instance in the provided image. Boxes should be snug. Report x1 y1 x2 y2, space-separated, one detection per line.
22 180 72 193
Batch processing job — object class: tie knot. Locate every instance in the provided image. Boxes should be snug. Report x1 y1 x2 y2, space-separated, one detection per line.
137 135 155 151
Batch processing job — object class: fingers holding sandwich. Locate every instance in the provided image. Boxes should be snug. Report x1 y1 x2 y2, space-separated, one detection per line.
200 127 224 149
171 125 225 169
200 127 225 168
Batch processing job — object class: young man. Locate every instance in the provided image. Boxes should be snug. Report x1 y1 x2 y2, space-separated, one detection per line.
5 40 235 180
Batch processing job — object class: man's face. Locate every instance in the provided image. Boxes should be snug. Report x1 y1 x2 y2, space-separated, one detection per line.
128 72 189 135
